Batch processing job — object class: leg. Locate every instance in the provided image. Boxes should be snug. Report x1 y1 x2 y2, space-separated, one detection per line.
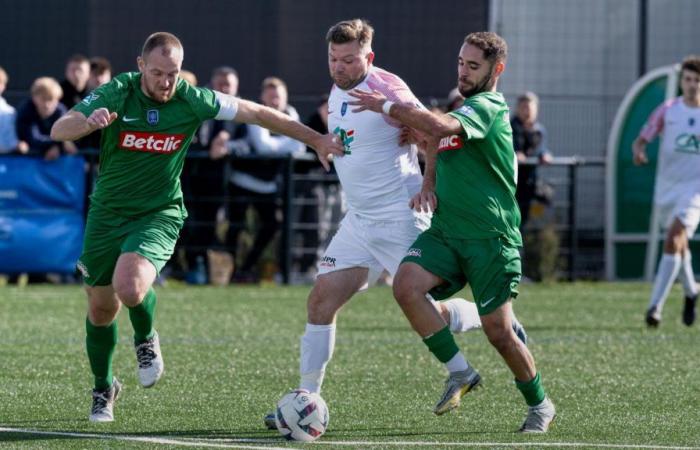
85 284 123 422
480 301 535 382
239 195 279 275
646 218 686 326
85 285 121 389
113 252 163 387
300 267 368 393
435 298 528 343
481 301 555 432
393 262 480 415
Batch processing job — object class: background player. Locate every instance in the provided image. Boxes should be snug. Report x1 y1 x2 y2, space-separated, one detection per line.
633 55 700 327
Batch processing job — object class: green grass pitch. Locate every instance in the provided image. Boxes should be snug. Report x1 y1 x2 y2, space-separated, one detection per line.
1 282 699 449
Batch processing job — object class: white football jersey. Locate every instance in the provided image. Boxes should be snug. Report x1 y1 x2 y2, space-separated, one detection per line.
640 97 700 206
328 65 423 221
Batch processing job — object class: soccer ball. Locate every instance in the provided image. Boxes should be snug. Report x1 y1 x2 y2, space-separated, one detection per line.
274 389 329 442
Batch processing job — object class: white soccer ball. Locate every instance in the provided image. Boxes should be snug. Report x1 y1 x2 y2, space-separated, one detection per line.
275 389 329 442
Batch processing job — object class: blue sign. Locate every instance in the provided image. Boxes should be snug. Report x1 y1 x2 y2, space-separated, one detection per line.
0 155 86 273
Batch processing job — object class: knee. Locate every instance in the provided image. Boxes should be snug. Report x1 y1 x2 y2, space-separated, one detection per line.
306 280 336 324
392 271 420 306
484 326 515 353
113 279 147 307
86 293 119 326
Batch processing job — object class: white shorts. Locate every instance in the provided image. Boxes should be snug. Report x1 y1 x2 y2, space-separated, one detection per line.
317 212 429 287
657 193 700 237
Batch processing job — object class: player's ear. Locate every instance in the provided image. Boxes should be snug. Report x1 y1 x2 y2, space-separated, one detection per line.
137 56 145 73
367 51 375 65
493 61 505 77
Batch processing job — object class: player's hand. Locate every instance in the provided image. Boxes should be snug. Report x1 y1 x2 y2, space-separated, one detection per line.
86 108 118 131
399 126 420 146
348 89 388 113
409 189 437 213
633 147 648 165
311 133 345 172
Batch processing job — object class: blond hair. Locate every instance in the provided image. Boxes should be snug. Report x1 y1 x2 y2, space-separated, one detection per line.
30 77 63 100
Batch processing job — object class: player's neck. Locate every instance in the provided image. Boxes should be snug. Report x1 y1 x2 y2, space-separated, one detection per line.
682 95 700 108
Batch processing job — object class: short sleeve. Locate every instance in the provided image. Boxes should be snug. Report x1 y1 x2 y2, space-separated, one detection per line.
447 98 498 140
639 100 671 142
72 77 124 117
183 84 221 121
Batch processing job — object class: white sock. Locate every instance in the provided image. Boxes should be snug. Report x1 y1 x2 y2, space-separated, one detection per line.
648 253 682 312
299 323 336 394
441 298 482 333
678 252 698 298
445 352 469 373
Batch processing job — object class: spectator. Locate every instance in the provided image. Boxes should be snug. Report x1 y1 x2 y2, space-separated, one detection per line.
511 91 552 230
15 77 77 160
227 76 304 282
79 57 113 151
294 95 333 279
0 66 25 154
60 54 90 109
182 66 247 283
86 57 112 91
179 69 198 86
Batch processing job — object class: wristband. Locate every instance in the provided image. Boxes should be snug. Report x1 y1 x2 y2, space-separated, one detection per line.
382 101 394 115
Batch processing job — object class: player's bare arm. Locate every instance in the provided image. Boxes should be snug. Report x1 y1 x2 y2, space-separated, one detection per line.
409 132 439 213
51 109 118 142
632 136 649 165
348 89 462 138
234 98 344 171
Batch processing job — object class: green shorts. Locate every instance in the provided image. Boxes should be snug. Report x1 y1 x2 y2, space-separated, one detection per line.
402 227 521 315
77 205 185 286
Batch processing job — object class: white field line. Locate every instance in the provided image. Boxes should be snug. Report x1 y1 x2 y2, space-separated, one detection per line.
1 427 699 450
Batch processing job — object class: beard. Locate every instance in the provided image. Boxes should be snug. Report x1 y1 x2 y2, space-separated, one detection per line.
331 71 367 91
458 73 493 98
144 82 175 103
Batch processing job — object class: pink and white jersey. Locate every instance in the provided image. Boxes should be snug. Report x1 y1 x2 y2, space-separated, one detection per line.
640 97 700 205
328 65 423 220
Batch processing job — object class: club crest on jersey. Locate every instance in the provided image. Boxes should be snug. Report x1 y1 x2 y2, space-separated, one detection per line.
458 105 475 116
147 109 159 126
81 93 99 105
333 126 355 155
341 102 348 116
438 134 463 152
690 117 696 127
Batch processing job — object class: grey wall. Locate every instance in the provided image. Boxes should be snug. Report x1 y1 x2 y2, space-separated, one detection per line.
491 0 700 231
0 0 487 115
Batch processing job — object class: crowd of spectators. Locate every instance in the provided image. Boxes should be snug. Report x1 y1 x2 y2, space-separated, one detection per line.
0 55 548 286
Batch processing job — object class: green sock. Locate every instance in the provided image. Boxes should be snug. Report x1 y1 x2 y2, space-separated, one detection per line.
85 318 118 391
515 372 547 406
127 287 157 344
422 326 459 363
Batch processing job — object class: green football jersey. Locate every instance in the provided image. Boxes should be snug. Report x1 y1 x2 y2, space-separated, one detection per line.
73 72 220 217
432 91 522 246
